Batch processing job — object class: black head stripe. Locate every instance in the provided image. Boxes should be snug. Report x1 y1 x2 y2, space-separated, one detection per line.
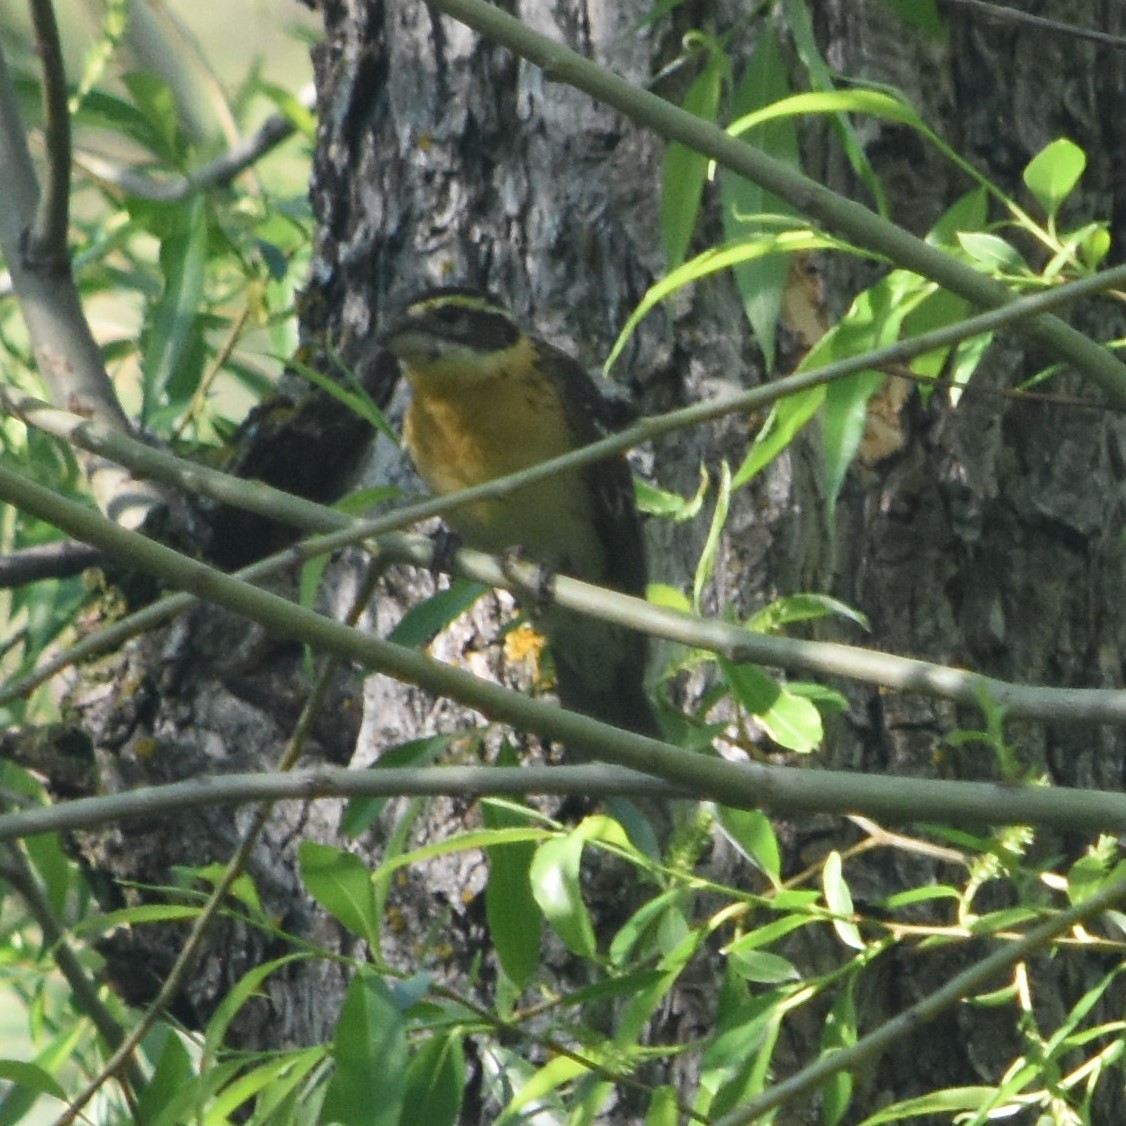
399 287 521 351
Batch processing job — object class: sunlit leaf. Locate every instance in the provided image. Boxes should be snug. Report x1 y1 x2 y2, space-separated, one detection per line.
529 832 596 957
823 851 864 950
1023 137 1086 219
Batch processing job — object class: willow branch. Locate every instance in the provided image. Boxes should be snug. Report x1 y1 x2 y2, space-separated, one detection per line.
939 0 1126 50
424 0 1126 405
8 266 1126 725
5 465 1126 834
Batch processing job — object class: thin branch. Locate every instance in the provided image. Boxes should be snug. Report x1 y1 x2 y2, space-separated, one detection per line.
716 872 1126 1125
24 0 70 267
939 0 1126 51
4 471 1126 836
0 540 102 587
0 43 160 528
8 267 1126 723
0 765 681 844
0 758 1125 845
73 84 314 204
6 260 1123 540
424 0 1126 405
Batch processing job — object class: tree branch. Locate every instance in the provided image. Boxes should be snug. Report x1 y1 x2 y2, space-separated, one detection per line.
0 540 102 587
8 267 1126 725
24 0 70 267
4 469 1126 834
73 84 313 204
1 758 1125 844
0 42 161 528
425 0 1126 405
938 0 1126 51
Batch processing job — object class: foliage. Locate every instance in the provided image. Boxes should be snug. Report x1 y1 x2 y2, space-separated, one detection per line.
0 0 1125 1123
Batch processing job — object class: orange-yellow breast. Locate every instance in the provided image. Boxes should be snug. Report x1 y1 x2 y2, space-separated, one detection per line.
401 344 607 580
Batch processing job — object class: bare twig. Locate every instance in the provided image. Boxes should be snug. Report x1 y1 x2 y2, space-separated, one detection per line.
939 0 1126 51
0 540 102 587
7 267 1126 723
5 466 1126 842
73 84 314 204
24 0 70 267
0 765 681 844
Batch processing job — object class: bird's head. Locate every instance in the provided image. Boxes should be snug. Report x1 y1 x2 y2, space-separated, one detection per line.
379 287 526 383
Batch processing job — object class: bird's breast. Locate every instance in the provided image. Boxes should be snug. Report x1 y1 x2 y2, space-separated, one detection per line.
403 371 605 578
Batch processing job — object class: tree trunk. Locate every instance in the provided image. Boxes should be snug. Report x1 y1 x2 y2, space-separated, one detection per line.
58 0 1126 1118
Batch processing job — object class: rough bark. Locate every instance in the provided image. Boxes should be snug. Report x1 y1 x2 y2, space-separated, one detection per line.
49 0 1126 1119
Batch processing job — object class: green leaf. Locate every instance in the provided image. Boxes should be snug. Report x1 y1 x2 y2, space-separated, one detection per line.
605 228 859 374
728 948 799 985
780 0 887 213
482 801 541 990
731 382 825 490
662 52 724 267
298 841 376 944
635 468 708 521
340 734 457 836
721 26 800 370
205 955 312 1059
856 1088 1001 1124
73 88 172 159
322 971 408 1126
715 806 781 885
693 460 730 611
609 890 686 966
135 1030 194 1124
719 660 823 753
956 231 1030 275
142 195 208 424
529 832 597 958
121 71 186 163
389 580 489 647
822 368 885 505
402 1033 465 1126
1023 137 1086 219
258 80 317 137
821 986 858 1125
823 852 864 950
747 592 869 633
0 1060 66 1101
245 1047 326 1124
925 186 989 250
816 273 926 507
1080 223 1111 270
646 1085 680 1126
290 354 398 442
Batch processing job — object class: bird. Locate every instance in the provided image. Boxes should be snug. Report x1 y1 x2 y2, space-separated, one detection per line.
379 285 659 738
